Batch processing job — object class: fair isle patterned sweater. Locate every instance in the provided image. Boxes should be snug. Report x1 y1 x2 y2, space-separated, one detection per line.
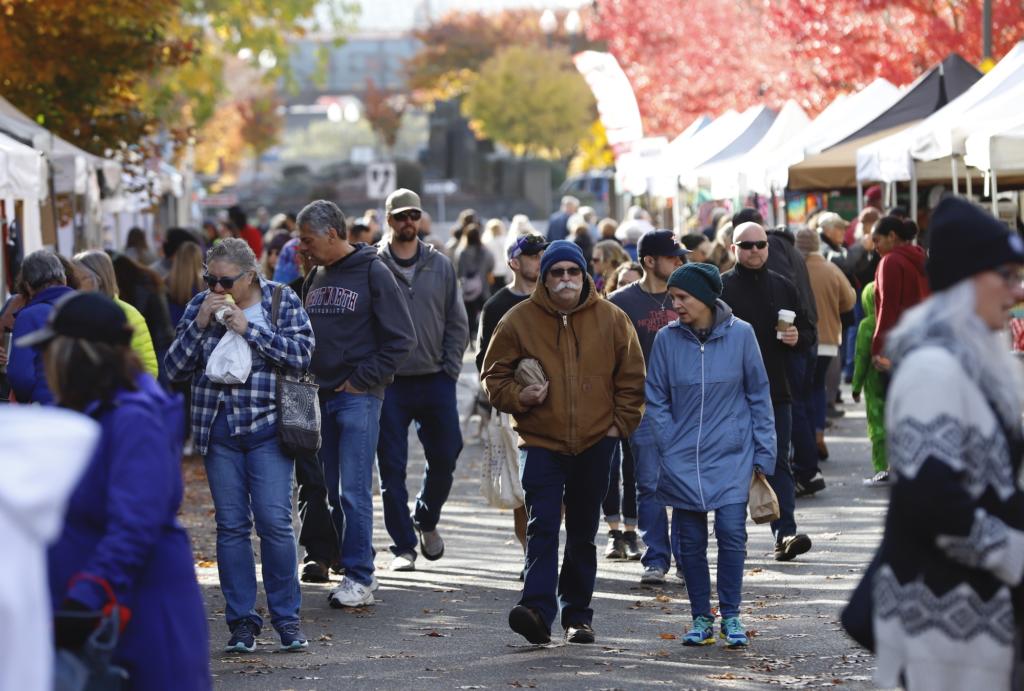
873 345 1024 690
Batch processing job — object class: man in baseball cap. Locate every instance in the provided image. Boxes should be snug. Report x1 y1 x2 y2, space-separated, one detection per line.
385 188 423 217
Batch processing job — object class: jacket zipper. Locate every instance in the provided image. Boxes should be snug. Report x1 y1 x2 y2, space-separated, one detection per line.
562 313 575 453
696 342 707 510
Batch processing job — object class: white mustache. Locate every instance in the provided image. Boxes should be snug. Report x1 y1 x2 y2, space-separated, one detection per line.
554 281 581 291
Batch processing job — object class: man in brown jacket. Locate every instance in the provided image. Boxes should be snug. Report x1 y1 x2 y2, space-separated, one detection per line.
481 239 646 646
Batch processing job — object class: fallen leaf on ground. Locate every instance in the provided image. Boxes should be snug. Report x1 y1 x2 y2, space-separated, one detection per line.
657 633 677 640
425 630 448 637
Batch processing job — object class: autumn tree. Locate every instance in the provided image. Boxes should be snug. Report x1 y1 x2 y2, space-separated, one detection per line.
363 79 407 151
237 92 284 174
589 0 1024 137
461 46 595 158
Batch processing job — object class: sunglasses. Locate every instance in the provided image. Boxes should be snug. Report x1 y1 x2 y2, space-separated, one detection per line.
736 240 768 250
392 210 422 222
549 267 583 278
203 271 247 289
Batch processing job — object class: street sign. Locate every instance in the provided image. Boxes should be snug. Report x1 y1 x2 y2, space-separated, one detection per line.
366 162 397 199
423 180 458 196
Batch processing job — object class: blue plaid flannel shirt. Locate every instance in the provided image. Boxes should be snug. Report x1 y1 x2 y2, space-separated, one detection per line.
164 278 315 456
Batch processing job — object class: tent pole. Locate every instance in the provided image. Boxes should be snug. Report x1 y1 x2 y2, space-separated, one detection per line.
966 168 973 198
857 180 864 214
910 164 919 222
992 170 999 215
951 157 959 196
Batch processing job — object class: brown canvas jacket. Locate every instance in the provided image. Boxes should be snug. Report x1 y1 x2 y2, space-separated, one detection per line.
481 276 646 455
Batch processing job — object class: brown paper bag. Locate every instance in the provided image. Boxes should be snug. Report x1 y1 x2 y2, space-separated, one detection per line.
748 471 780 524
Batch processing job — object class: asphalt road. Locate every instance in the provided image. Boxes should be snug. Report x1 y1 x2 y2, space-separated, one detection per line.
181 356 886 690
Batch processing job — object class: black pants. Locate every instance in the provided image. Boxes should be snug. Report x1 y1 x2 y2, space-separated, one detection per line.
295 452 340 565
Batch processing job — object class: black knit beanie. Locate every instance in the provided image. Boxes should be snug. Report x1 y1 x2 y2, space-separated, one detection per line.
927 197 1024 291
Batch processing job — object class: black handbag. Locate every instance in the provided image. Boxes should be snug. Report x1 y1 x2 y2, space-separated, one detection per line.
53 576 130 691
270 285 321 458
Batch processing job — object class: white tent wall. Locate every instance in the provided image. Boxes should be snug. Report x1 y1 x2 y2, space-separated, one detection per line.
763 79 902 192
677 106 772 189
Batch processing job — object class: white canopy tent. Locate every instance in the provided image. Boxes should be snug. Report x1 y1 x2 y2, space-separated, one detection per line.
964 121 1024 211
675 106 777 189
695 100 809 199
0 132 48 301
857 41 1024 186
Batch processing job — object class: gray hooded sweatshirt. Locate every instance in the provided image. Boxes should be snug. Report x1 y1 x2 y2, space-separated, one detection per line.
378 240 470 380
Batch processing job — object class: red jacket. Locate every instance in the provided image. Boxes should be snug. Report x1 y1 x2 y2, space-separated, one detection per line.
239 224 263 259
872 244 929 356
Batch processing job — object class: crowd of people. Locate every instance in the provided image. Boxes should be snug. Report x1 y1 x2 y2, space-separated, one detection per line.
2 184 1023 690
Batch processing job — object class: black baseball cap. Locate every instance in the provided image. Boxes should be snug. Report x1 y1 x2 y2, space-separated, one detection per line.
507 233 548 260
15 291 133 348
638 230 690 259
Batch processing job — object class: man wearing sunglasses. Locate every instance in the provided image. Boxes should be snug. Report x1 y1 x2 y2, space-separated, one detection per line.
376 188 470 572
482 239 645 645
721 222 816 563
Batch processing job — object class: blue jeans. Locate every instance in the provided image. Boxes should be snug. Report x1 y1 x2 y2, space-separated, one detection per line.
603 439 637 525
631 419 670 571
675 502 747 619
520 437 616 630
204 411 300 632
769 402 797 539
376 372 463 556
812 355 833 432
320 391 383 586
787 350 820 484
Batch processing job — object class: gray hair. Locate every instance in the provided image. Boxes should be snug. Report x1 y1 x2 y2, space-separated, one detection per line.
296 199 346 238
560 195 580 212
817 212 846 231
21 250 66 290
206 238 258 274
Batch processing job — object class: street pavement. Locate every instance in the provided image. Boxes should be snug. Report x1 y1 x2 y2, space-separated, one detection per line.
181 354 886 690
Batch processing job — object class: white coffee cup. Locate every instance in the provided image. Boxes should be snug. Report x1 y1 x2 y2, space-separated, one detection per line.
777 309 796 339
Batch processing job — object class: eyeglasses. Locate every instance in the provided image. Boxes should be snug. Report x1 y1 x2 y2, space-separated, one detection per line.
736 240 768 250
392 210 422 222
993 265 1024 287
549 267 583 278
203 271 247 289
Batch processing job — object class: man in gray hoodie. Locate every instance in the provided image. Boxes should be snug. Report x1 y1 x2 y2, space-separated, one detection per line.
297 200 416 608
377 189 470 571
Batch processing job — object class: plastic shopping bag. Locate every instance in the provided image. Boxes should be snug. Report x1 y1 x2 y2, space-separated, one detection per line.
748 470 780 524
205 331 252 385
481 411 525 509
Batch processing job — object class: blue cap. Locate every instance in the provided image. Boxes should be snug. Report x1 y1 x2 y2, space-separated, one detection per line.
540 239 588 278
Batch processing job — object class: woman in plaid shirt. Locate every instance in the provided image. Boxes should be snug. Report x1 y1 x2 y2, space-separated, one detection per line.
166 238 315 654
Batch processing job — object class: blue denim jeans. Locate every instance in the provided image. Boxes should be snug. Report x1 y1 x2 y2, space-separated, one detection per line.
320 391 383 586
769 402 797 539
204 411 300 633
520 437 616 631
376 372 463 556
787 350 820 484
812 355 833 432
675 502 747 619
631 418 670 572
603 439 637 525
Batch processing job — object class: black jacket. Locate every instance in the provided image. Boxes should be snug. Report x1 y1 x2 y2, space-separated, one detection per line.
767 228 818 328
721 264 814 404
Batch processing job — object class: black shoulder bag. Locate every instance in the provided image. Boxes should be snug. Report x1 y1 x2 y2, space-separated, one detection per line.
270 285 321 457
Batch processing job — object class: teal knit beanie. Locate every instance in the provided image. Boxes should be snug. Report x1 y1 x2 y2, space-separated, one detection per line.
666 263 722 310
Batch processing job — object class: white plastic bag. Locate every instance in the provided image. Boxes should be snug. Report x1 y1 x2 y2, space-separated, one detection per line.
481 411 525 509
205 331 252 384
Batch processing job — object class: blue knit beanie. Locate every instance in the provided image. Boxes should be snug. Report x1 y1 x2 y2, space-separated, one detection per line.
667 263 722 310
540 239 588 278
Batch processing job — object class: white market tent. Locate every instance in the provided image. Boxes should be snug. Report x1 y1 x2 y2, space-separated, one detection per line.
964 121 1024 209
638 115 710 197
857 42 1024 186
694 100 809 199
762 78 902 193
676 105 778 189
0 132 48 299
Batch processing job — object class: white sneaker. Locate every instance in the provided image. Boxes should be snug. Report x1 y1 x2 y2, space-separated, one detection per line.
640 566 666 585
370 574 380 592
391 552 416 571
417 527 445 561
863 470 891 486
328 576 375 608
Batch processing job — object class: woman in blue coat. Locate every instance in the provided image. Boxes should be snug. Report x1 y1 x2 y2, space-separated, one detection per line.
645 263 776 648
16 291 210 690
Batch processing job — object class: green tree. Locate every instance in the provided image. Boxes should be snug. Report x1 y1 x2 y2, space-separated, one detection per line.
461 46 595 158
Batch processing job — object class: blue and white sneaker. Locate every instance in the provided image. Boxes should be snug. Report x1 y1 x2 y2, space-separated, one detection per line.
225 619 258 653
278 622 309 652
720 616 748 647
682 615 716 646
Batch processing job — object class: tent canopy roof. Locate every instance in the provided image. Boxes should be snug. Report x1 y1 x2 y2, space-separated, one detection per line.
790 123 917 190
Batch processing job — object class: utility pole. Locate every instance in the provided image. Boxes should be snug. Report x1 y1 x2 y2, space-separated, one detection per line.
983 0 993 62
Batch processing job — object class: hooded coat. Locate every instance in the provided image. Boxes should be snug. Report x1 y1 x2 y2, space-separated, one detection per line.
645 302 777 512
851 282 886 473
872 244 929 357
481 274 646 455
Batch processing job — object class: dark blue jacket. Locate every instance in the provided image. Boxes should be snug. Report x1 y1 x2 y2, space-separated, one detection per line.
9 285 73 403
546 211 570 242
48 375 211 690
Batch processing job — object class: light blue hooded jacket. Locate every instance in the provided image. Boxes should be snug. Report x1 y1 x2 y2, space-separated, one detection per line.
645 301 776 512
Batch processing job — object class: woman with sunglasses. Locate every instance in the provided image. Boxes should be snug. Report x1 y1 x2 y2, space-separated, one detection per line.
863 198 1024 690
165 238 315 654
